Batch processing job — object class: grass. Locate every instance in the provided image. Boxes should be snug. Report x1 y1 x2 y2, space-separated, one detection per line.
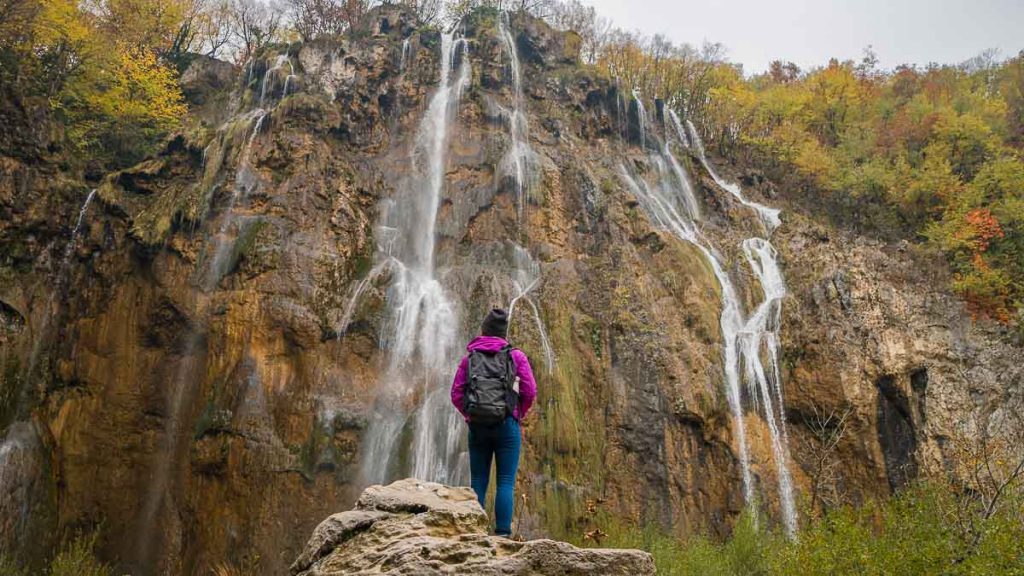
1 533 113 576
575 482 1024 575
574 509 778 576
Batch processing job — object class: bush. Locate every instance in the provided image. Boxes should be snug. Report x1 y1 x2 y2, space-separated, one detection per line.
580 481 1024 575
47 533 112 576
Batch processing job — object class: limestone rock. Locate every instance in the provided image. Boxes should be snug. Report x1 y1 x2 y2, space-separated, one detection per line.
290 510 395 574
293 479 655 575
180 55 236 105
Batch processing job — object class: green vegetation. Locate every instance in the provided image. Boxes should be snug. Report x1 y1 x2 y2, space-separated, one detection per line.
0 532 112 576
540 0 1024 323
579 482 1024 575
594 37 1024 321
1 0 191 168
700 53 1024 322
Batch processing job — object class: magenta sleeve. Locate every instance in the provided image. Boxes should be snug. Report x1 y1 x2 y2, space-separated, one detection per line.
450 356 469 420
512 349 537 419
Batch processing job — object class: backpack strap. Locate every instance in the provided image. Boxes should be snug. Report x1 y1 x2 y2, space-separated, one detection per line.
467 349 479 382
501 344 519 420
500 345 514 383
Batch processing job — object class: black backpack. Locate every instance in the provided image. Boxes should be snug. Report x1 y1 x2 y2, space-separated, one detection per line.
464 345 518 426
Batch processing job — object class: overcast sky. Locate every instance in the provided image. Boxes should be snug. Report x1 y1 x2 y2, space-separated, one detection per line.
586 0 1024 74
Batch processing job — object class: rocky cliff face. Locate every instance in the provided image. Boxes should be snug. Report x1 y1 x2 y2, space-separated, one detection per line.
0 6 1021 575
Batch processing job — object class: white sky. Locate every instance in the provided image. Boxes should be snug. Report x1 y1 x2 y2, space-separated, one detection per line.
586 0 1024 74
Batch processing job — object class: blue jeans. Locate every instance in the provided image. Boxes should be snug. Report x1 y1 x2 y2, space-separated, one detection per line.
468 416 521 535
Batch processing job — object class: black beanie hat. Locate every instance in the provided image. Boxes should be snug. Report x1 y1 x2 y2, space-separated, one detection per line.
481 308 509 338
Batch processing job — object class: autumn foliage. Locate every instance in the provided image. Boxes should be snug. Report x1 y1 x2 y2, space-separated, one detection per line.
576 29 1024 323
1 0 194 167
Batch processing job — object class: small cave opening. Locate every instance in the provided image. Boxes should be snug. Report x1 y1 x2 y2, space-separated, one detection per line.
0 299 25 336
876 374 918 490
910 367 928 424
378 91 396 117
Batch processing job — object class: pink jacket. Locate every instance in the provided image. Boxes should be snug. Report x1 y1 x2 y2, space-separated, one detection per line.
450 335 537 422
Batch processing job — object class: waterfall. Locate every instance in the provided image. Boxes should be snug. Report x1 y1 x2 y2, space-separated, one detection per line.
633 90 647 149
507 244 555 373
623 108 797 535
0 422 42 550
659 133 700 221
614 77 626 139
739 237 797 534
65 189 96 259
361 32 471 485
46 187 98 302
498 13 536 219
134 55 294 570
619 161 755 509
202 108 267 290
260 54 294 107
667 109 690 149
686 119 781 232
14 187 98 394
498 13 554 372
400 38 411 71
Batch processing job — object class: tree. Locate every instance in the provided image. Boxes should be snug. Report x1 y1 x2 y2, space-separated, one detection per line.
546 0 609 63
804 59 864 146
287 0 348 40
768 60 800 84
3 0 188 167
170 0 236 58
92 0 192 54
797 404 853 515
396 0 442 26
1001 51 1024 146
443 0 552 26
61 43 187 165
230 0 284 62
946 397 1024 560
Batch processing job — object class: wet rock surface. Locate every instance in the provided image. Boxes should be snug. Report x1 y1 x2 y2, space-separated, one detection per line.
291 479 655 575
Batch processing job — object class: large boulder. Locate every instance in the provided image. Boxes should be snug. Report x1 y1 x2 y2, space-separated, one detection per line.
291 478 655 575
179 55 236 105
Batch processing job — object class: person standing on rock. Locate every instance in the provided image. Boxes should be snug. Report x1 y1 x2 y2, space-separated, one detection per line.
450 308 537 537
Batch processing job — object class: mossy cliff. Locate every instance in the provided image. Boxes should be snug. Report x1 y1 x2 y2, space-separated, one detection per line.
0 6 1020 575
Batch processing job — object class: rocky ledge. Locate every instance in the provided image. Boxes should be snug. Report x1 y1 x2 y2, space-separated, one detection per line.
291 478 655 575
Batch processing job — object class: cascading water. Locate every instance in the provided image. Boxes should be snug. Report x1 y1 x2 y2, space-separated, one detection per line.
400 38 411 71
134 53 295 571
618 160 755 509
498 14 554 371
260 54 294 107
614 77 627 139
360 32 471 485
0 186 99 546
667 109 690 149
686 119 781 232
0 422 42 550
622 108 797 535
633 91 647 149
507 244 555 372
685 116 795 534
63 189 97 264
203 108 268 290
497 13 537 219
739 237 796 533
